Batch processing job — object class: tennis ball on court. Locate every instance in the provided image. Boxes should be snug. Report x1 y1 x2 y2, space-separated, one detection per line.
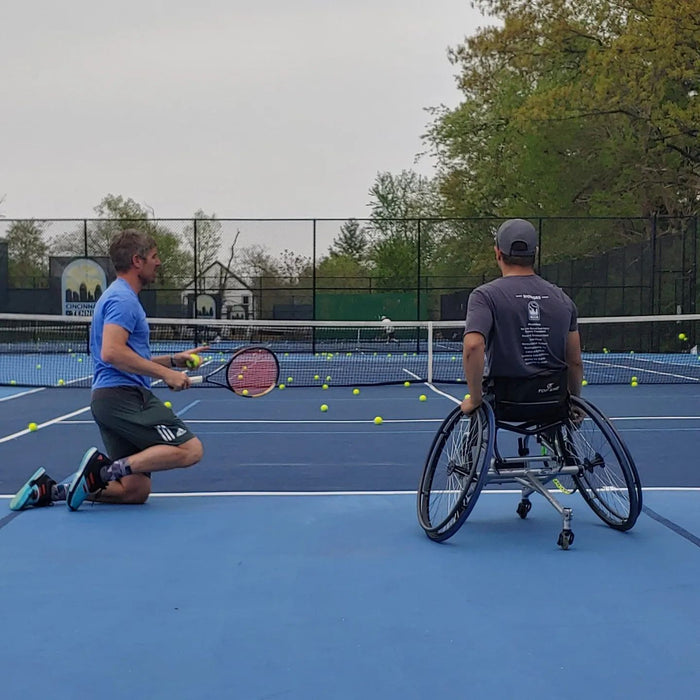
314 374 320 380
28 422 38 432
287 376 293 383
186 354 202 369
57 379 65 386
77 357 83 362
353 388 360 395
322 383 329 390
320 404 328 412
631 381 638 387
631 376 638 382
326 376 331 381
603 347 609 354
36 364 41 369
10 380 16 385
404 381 410 387
374 416 383 425
419 394 427 402
582 379 588 386
278 383 285 389
164 401 172 408
679 332 687 341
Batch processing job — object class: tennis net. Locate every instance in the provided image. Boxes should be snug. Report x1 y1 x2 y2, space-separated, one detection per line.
0 313 698 388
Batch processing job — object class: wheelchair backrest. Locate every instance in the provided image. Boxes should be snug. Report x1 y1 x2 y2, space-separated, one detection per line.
488 369 569 423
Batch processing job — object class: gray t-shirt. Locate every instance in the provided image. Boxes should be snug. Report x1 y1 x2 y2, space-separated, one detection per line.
464 275 578 378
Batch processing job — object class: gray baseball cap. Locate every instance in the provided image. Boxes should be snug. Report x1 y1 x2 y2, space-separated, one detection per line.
495 219 538 256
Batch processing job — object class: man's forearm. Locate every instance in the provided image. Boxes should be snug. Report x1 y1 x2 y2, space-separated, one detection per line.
463 348 485 400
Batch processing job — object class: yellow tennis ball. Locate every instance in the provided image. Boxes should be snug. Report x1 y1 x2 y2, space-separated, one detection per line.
419 394 427 402
631 376 638 382
679 332 687 341
352 388 360 395
320 404 328 412
631 380 638 387
57 379 65 386
314 375 320 380
287 377 293 383
36 364 41 369
322 383 329 390
582 379 588 386
242 389 249 396
164 401 172 408
77 357 83 362
464 393 471 400
28 422 38 431
238 374 244 380
186 354 202 369
374 416 383 425
10 380 16 385
326 376 332 381
403 381 410 387
278 383 286 390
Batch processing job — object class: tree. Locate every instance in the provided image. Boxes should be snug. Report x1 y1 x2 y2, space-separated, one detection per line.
183 210 223 281
52 195 193 288
329 219 369 262
5 220 49 287
428 0 700 232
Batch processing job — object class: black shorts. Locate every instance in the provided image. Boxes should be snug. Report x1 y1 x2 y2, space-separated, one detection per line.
91 386 196 465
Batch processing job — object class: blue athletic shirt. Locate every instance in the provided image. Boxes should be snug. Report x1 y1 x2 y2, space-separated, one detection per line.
91 277 152 389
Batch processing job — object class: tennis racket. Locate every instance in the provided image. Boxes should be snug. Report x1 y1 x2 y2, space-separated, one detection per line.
189 346 279 397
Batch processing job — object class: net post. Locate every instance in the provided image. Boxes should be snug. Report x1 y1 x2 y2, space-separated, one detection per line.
427 322 434 383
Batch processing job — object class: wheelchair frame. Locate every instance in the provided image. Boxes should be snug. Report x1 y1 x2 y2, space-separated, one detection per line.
417 395 643 549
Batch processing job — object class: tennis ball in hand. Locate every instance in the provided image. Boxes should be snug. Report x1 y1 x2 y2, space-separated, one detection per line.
419 394 427 402
320 404 328 412
374 416 383 425
186 354 202 369
28 422 38 432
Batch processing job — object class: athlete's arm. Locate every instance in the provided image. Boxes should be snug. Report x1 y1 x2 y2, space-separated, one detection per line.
461 332 486 413
101 323 190 390
565 330 583 396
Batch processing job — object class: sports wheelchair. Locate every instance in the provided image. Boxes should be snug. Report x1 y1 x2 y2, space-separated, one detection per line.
417 371 643 549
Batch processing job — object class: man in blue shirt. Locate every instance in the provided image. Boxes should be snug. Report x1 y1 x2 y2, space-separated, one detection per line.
10 229 208 512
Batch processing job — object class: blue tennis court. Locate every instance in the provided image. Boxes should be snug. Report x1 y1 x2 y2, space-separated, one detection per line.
1 379 698 699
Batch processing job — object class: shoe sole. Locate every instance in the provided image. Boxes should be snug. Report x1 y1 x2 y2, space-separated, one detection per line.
66 447 98 512
9 467 46 511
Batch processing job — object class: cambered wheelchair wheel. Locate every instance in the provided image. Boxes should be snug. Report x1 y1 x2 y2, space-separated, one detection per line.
562 396 643 531
417 403 494 542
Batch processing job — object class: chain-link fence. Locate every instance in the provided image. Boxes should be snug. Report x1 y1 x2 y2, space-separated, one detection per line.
0 216 696 320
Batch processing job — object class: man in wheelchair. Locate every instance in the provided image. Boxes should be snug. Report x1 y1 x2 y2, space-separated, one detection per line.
459 218 583 422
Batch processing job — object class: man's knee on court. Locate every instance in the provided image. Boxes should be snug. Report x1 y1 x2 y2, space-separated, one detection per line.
179 437 204 467
120 476 151 504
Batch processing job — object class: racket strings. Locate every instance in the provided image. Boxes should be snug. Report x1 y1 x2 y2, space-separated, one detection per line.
227 349 278 396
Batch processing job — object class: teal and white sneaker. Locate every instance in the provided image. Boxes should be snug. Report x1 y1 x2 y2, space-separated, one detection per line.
66 448 110 512
9 468 56 511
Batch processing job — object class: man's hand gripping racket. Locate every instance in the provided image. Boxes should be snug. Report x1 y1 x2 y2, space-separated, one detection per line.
189 346 279 397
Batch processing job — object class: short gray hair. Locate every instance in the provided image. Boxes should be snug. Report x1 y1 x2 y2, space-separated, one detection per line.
109 229 157 272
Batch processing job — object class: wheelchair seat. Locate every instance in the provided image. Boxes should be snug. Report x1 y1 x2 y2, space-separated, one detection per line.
487 369 569 426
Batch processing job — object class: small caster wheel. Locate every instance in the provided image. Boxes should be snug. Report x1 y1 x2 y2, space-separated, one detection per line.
557 529 575 550
516 499 532 519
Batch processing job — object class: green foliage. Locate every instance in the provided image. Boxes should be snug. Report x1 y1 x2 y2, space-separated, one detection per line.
5 220 49 288
429 0 700 226
329 219 368 262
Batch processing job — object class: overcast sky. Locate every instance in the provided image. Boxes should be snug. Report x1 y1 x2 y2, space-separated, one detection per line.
1 1 489 224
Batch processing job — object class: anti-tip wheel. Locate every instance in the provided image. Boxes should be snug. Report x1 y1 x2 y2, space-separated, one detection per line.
557 529 575 550
516 499 532 519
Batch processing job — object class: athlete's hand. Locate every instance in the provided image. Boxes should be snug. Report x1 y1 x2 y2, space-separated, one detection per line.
165 369 191 392
460 394 482 414
172 346 210 368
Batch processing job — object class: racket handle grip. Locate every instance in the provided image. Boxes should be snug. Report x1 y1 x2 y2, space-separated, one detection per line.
189 375 204 385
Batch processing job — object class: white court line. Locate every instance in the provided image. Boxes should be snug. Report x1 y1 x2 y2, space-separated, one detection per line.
58 418 444 425
3 486 697 500
584 358 700 382
404 369 462 404
0 388 46 402
0 406 91 444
